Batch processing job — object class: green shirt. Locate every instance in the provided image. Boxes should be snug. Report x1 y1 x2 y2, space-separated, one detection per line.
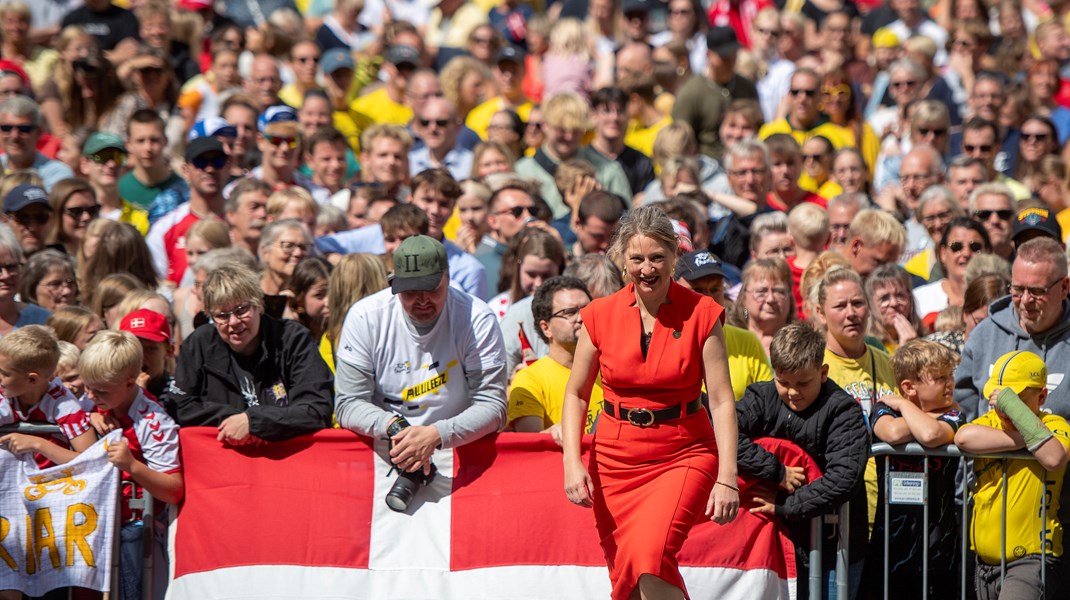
119 171 184 211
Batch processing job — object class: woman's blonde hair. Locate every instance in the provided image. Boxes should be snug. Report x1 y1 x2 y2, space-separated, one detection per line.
266 187 318 221
607 205 678 279
79 330 142 385
0 170 42 201
727 258 796 327
202 262 265 314
800 251 850 325
186 219 231 251
47 306 102 347
548 18 590 59
439 56 488 112
326 253 389 348
56 340 80 374
814 265 865 309
652 122 697 169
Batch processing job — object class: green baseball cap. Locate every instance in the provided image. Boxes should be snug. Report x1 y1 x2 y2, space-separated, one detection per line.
392 235 447 294
82 132 126 156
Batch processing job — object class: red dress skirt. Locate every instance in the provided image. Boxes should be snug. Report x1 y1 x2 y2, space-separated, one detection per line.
579 282 725 599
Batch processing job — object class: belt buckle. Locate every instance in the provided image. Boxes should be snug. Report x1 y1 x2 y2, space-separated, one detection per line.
626 407 654 427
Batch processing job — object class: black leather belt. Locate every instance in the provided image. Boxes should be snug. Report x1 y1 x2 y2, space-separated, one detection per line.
604 397 703 427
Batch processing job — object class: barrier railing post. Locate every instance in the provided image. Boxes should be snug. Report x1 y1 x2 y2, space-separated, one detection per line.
141 490 155 600
922 455 929 600
882 455 889 600
836 501 848 600
810 516 822 599
960 458 968 600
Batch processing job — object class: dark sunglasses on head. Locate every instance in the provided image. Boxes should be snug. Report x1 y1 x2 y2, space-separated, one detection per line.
0 123 34 134
64 205 101 219
9 211 49 226
947 241 984 253
89 149 126 165
973 209 1013 221
191 154 227 170
419 118 451 128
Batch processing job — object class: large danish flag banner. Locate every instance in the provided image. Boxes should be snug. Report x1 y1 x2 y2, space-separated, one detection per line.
167 429 815 600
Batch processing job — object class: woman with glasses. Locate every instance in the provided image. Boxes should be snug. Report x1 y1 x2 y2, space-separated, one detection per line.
0 222 49 336
727 258 796 358
47 178 101 257
19 249 77 312
258 220 313 315
913 217 992 327
1014 115 1060 183
903 186 963 283
165 262 333 443
865 264 924 355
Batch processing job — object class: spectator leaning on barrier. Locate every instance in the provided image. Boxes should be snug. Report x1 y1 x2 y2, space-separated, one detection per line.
335 235 507 478
165 262 333 443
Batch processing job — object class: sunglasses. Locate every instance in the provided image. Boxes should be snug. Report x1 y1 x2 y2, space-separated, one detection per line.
0 123 34 134
526 122 544 131
140 67 163 76
295 55 320 63
947 241 984 253
802 153 826 162
964 144 994 153
497 205 536 218
64 204 101 219
89 149 126 165
918 127 948 137
191 154 227 169
790 88 817 97
891 80 919 88
9 212 49 226
419 118 451 128
265 135 298 149
973 209 1013 221
1022 132 1050 142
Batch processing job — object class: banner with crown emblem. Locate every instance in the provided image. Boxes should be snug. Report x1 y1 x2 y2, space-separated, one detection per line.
0 430 121 596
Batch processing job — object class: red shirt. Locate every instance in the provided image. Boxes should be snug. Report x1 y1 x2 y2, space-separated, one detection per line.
766 191 828 212
706 0 773 49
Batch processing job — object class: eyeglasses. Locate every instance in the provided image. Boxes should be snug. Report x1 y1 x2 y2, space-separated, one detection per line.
891 80 919 88
947 241 984 254
64 205 101 219
265 135 298 149
209 303 253 324
496 205 536 218
40 278 75 292
294 55 320 63
756 27 781 37
0 262 18 275
973 209 1013 221
1009 278 1064 299
277 240 311 254
729 167 768 177
823 84 851 98
921 209 954 225
9 212 48 226
802 153 826 162
750 287 789 299
1022 132 1050 142
191 154 227 170
551 306 583 320
917 127 948 137
0 123 34 134
526 122 544 131
418 118 451 128
963 144 994 153
790 88 817 97
88 149 126 165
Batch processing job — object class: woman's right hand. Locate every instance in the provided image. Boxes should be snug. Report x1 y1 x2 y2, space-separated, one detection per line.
564 459 594 508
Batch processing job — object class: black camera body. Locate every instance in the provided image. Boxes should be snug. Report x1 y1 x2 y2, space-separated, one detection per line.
385 416 437 512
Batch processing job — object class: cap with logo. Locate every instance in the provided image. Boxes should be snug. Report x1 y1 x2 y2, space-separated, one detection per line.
187 117 237 142
119 308 172 344
495 46 526 65
385 45 421 68
184 136 226 162
82 132 126 156
1013 207 1063 244
675 250 726 282
392 235 448 294
706 26 741 57
4 184 48 213
983 350 1048 399
257 105 299 133
322 48 356 75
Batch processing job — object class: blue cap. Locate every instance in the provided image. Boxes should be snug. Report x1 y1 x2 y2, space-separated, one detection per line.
188 117 237 142
321 48 355 75
257 105 298 133
4 184 48 213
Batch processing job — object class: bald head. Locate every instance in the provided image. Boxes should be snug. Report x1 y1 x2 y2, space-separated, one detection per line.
617 42 654 79
900 144 945 207
248 55 282 107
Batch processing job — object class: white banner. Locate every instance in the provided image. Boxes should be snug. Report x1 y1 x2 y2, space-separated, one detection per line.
0 430 122 596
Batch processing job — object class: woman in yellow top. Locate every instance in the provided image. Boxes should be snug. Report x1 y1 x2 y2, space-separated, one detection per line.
821 68 880 173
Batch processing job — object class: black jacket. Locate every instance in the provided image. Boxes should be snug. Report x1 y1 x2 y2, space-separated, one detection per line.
163 314 333 441
736 379 870 575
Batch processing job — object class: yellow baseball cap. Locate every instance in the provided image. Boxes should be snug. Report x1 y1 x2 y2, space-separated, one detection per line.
872 28 900 49
983 351 1047 399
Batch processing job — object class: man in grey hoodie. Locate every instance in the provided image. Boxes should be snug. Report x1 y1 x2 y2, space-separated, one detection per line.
955 237 1070 423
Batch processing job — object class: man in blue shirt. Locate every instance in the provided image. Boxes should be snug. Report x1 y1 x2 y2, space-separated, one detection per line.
0 97 73 191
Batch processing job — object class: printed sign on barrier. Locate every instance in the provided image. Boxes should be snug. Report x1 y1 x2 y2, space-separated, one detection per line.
888 471 927 505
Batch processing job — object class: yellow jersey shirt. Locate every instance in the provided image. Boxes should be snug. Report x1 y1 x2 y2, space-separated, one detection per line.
970 411 1070 565
508 355 604 434
466 97 534 140
724 324 773 400
624 115 672 158
350 87 413 127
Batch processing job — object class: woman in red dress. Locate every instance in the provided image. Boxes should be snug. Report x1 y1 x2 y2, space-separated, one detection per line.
562 205 740 599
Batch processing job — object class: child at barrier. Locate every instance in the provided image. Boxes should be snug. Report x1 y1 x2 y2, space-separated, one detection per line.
0 325 96 467
736 323 870 600
81 330 184 600
864 339 963 598
117 307 175 400
955 350 1070 599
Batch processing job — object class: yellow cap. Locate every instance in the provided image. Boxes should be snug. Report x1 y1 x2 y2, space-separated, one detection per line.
872 28 900 49
983 351 1047 399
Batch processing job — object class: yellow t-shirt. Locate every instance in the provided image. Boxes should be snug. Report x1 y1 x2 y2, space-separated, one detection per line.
759 119 879 173
350 87 413 127
120 202 149 236
508 355 603 434
466 96 534 140
624 115 672 158
333 106 375 154
970 410 1070 564
1058 208 1070 244
725 324 773 401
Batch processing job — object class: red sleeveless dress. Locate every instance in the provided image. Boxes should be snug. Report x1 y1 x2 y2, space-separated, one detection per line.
579 281 725 599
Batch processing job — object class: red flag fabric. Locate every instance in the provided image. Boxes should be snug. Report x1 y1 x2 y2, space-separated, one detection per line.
169 429 815 599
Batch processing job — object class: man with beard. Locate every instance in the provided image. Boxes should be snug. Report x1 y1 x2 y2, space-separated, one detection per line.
80 132 148 234
407 168 487 299
508 276 600 441
225 178 272 257
147 137 229 285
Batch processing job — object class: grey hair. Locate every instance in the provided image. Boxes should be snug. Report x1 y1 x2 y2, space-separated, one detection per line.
0 222 23 264
916 185 960 217
888 58 926 82
947 154 989 178
827 192 873 212
967 182 1014 213
202 262 265 314
723 139 770 172
607 205 678 273
563 253 624 298
258 219 312 256
194 246 259 275
749 211 789 253
0 95 40 126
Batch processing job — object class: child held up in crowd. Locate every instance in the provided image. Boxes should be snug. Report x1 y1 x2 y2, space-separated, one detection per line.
0 325 95 467
864 339 963 598
736 323 869 600
955 350 1069 599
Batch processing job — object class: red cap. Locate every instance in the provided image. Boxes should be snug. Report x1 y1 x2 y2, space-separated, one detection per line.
119 309 172 344
177 0 212 11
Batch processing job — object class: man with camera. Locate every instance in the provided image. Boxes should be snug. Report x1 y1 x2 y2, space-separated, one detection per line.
334 235 508 510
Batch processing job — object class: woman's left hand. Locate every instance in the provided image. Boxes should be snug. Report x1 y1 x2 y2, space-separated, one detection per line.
217 413 252 444
706 481 740 524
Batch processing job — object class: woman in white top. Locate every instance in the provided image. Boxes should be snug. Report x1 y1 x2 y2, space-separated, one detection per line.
913 217 991 324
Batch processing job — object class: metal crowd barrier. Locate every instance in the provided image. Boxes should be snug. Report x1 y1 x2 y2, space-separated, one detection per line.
807 441 1051 600
0 422 156 600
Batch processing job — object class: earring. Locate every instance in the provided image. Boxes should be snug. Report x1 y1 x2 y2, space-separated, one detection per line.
742 307 750 320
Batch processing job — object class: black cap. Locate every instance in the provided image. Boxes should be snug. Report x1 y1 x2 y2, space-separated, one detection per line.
3 184 48 213
706 26 741 57
676 250 726 282
184 137 225 162
622 0 652 14
495 45 526 65
385 44 420 68
1013 207 1063 244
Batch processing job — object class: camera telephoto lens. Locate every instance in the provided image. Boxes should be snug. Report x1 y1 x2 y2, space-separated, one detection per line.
386 472 421 512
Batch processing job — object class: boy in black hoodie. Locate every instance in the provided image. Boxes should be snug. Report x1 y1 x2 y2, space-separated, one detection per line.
736 323 869 600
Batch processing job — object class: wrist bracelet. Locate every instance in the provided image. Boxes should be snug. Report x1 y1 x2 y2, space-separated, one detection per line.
715 481 739 492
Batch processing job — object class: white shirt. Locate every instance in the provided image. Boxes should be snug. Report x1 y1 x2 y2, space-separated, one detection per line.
913 279 949 321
